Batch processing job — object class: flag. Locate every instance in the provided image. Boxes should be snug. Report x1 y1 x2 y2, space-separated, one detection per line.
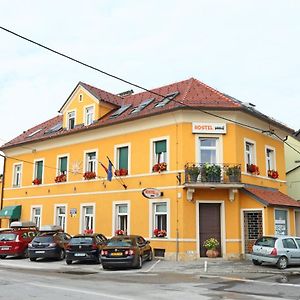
107 160 113 181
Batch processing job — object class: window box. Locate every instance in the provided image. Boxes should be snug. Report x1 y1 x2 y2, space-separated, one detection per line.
83 171 96 180
268 170 279 179
32 178 41 185
152 162 167 173
201 164 221 182
153 228 167 238
247 164 260 175
55 174 67 183
115 229 126 235
114 168 128 176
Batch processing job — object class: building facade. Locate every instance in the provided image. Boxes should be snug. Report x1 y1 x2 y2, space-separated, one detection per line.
1 78 299 260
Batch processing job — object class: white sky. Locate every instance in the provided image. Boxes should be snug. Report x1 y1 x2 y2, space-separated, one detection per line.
0 0 299 173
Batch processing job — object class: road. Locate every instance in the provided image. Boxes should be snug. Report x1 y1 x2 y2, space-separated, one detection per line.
1 259 300 299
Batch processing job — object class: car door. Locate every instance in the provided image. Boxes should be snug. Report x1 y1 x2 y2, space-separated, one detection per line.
137 236 148 260
282 238 298 264
293 238 300 265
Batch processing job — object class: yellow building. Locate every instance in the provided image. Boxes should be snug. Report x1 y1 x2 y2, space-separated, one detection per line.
1 78 299 260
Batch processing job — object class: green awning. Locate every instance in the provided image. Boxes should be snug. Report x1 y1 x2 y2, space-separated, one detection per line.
0 205 21 219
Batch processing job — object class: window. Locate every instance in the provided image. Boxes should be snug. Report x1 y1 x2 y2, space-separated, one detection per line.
199 138 218 163
153 202 167 233
85 106 94 126
13 164 22 187
82 206 94 232
266 148 275 171
131 98 154 114
275 209 288 235
79 94 83 102
55 206 66 231
245 141 255 165
117 146 128 171
58 156 68 175
32 207 41 228
85 152 97 173
109 104 131 119
154 92 179 108
67 111 75 129
34 160 44 184
153 140 167 164
115 204 128 233
282 238 297 249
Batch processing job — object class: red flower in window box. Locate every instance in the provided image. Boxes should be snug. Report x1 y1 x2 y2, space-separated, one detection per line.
152 162 167 173
268 170 279 179
115 229 126 235
153 228 167 238
114 168 128 176
83 171 96 180
83 229 93 234
55 174 67 183
32 178 41 185
246 164 260 175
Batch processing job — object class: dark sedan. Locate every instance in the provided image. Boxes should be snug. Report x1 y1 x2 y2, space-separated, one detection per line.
101 235 153 269
65 233 107 264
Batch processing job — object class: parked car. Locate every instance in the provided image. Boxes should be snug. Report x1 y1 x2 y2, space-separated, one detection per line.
101 235 153 269
252 235 300 269
0 221 38 259
28 225 71 261
65 233 107 264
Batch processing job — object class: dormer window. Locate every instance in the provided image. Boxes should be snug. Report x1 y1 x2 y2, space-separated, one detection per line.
67 111 75 129
85 106 94 126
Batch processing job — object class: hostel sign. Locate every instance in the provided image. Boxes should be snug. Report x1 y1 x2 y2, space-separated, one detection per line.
142 188 163 199
192 122 226 134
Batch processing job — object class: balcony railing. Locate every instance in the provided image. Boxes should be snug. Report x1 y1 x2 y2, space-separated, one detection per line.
184 163 242 184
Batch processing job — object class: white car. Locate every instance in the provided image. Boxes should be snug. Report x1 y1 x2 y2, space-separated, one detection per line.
252 235 300 269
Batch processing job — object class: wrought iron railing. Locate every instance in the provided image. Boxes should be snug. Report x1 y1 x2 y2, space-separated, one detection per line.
184 163 242 184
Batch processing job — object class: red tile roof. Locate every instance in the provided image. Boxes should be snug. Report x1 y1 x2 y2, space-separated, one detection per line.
243 186 300 208
0 77 294 150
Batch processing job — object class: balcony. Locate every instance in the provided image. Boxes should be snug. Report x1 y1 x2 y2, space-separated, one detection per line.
184 163 243 188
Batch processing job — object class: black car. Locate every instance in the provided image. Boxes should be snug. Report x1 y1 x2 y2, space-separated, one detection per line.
28 231 72 261
65 233 107 264
101 235 153 269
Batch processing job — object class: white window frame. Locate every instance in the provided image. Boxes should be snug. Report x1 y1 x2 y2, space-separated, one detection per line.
54 204 67 232
265 145 276 174
83 149 98 175
112 201 130 236
114 143 131 174
80 203 95 234
33 158 45 184
150 136 170 172
274 208 289 235
12 162 22 187
67 110 76 129
56 154 69 176
30 205 42 228
149 199 170 238
84 105 95 126
244 138 256 170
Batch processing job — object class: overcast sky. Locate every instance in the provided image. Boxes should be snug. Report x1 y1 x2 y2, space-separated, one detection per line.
0 0 299 173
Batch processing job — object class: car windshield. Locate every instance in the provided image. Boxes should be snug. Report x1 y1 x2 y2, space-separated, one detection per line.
33 236 54 243
0 233 17 241
69 237 93 245
255 237 277 247
107 238 133 247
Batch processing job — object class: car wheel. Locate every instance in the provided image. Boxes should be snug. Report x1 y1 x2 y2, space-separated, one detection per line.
30 257 37 262
277 256 288 269
0 255 7 259
59 249 65 260
147 250 153 261
66 260 72 265
135 255 142 269
252 259 262 266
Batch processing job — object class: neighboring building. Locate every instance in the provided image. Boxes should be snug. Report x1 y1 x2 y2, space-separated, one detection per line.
1 77 299 260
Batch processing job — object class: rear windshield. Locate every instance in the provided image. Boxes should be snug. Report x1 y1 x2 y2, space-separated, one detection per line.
107 238 134 247
0 233 17 241
33 236 54 243
69 237 93 245
255 237 277 247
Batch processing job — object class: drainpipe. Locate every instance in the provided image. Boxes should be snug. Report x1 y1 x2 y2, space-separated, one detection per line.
0 155 6 228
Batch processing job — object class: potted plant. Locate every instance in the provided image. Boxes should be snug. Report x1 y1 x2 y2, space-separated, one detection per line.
203 237 220 258
226 165 241 182
114 168 128 176
55 174 67 183
83 171 96 180
186 164 200 182
32 178 41 185
268 170 279 179
247 164 260 175
153 228 167 238
152 162 167 173
203 164 221 182
115 229 126 235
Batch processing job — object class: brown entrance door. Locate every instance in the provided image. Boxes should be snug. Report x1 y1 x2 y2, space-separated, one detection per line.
199 203 221 257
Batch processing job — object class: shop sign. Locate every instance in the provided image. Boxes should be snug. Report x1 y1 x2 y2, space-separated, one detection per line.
192 122 226 134
142 188 163 199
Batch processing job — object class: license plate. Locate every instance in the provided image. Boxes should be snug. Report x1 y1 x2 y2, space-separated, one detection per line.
35 251 45 254
111 252 122 256
0 247 9 250
74 253 86 257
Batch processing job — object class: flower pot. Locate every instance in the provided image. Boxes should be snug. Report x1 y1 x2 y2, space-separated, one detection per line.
206 249 219 258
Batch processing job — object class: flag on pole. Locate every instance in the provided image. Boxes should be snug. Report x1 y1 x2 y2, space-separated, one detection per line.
107 160 113 181
100 162 108 173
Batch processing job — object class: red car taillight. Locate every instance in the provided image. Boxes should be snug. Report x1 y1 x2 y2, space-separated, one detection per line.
101 250 108 256
124 249 134 256
270 248 278 256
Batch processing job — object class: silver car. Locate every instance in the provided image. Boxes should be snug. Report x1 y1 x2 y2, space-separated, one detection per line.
252 235 300 269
